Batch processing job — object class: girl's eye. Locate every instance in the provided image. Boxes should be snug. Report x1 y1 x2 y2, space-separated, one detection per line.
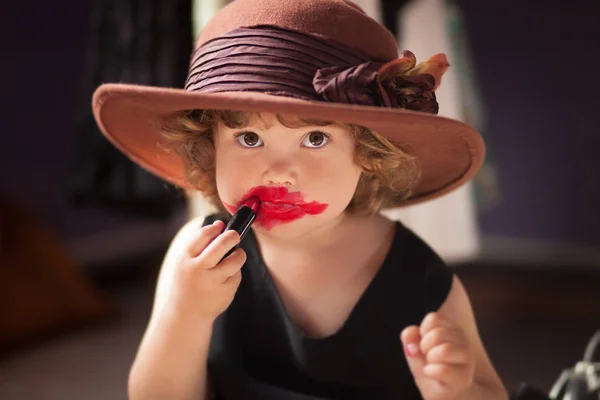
303 131 329 148
235 131 262 147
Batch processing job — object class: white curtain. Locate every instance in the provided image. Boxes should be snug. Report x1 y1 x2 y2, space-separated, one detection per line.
380 0 480 263
350 0 383 23
192 0 231 38
187 0 230 220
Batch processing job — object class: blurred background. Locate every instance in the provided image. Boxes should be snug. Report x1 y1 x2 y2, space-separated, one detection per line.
1 0 599 399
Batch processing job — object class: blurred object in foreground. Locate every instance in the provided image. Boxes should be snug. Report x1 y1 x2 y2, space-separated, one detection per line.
548 330 600 400
511 330 600 400
0 195 112 353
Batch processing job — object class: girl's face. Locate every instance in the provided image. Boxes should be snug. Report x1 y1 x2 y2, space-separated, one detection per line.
214 113 362 238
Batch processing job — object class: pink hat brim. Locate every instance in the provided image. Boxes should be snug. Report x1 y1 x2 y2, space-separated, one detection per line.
92 83 485 208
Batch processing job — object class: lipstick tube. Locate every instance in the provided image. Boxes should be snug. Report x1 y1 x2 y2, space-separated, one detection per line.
219 197 260 262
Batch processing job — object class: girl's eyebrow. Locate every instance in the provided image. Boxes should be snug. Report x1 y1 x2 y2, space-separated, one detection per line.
233 124 332 133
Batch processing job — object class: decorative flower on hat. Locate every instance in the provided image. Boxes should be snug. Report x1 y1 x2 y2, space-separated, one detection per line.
313 50 450 114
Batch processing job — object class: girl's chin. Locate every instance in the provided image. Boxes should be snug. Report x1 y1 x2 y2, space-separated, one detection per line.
252 212 344 236
253 219 303 233
252 215 314 234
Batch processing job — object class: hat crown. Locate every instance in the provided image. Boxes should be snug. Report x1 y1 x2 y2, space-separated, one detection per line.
196 0 399 62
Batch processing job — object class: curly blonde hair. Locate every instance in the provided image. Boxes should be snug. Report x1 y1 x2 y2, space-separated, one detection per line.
159 110 420 216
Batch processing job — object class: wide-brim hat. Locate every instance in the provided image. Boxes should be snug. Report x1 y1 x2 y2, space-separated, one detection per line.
92 0 485 208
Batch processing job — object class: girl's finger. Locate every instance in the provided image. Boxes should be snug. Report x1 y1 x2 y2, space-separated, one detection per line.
196 229 241 269
187 220 225 257
205 248 247 283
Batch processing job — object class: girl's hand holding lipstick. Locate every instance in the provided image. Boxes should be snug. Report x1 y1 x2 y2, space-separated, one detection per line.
161 219 247 323
154 197 259 325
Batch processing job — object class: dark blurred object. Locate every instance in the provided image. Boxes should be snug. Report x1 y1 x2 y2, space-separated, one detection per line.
0 195 112 353
549 330 600 400
68 0 192 218
381 0 410 36
511 330 600 400
511 383 552 400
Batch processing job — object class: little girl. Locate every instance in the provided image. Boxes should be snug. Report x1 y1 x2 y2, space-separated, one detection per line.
92 0 508 398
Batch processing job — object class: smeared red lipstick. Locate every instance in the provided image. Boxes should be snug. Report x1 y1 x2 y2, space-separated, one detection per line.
224 186 328 230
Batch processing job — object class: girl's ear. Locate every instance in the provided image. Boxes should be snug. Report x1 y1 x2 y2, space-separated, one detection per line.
359 157 380 174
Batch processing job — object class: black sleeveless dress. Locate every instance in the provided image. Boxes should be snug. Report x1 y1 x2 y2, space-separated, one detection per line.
202 214 454 399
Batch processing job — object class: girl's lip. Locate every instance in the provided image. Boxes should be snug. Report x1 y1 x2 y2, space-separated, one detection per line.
239 186 309 208
230 186 328 230
259 201 301 211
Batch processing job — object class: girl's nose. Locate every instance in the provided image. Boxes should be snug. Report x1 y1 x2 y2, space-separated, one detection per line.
262 159 297 187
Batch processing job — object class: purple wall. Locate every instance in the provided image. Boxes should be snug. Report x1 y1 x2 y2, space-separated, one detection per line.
2 0 599 249
1 1 160 241
457 0 600 245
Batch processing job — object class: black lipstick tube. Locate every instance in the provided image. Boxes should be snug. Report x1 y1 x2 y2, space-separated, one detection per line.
219 204 257 262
